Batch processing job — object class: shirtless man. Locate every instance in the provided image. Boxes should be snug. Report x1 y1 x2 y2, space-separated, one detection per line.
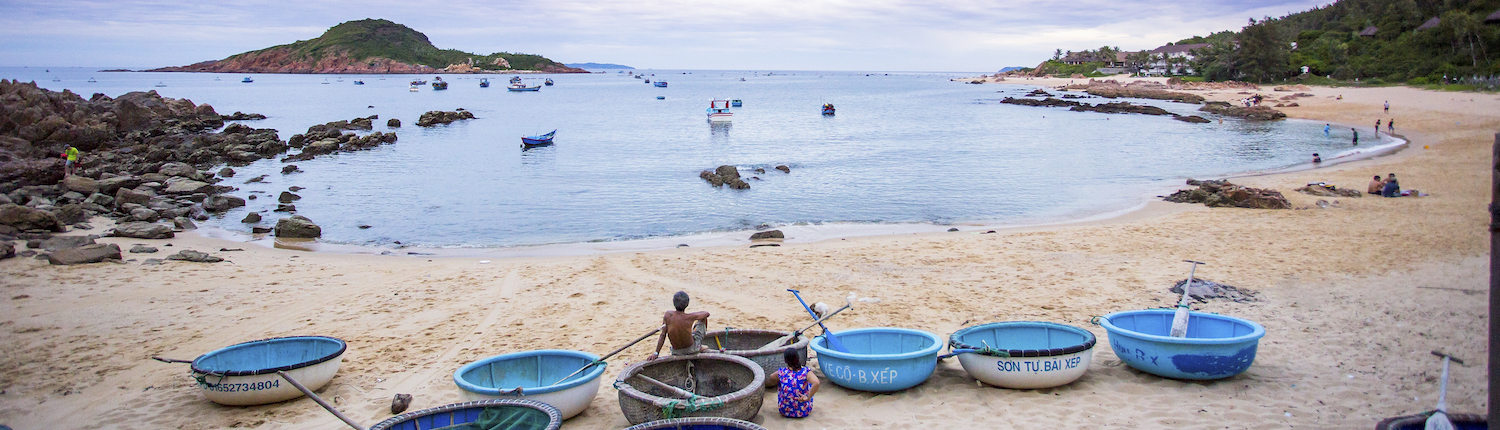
648 291 714 360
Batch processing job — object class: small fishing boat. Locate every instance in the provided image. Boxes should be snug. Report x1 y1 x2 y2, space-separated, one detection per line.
510 76 523 84
508 84 541 92
730 99 742 107
654 81 667 87
615 354 764 425
702 329 812 387
809 327 942 392
656 96 665 100
353 80 364 85
644 79 650 83
153 336 347 406
707 100 733 122
409 85 419 92
321 79 330 84
625 418 767 430
1095 309 1265 380
454 350 602 419
369 399 562 430
479 78 490 88
821 103 835 115
153 82 166 87
522 130 556 146
410 79 427 85
88 78 98 83
544 78 554 86
943 322 1096 389
432 78 448 90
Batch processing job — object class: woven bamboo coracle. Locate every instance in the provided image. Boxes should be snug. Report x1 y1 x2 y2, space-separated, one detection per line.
614 353 764 425
702 328 810 388
623 417 769 430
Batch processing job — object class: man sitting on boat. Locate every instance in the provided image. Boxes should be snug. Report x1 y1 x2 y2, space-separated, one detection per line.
648 291 719 359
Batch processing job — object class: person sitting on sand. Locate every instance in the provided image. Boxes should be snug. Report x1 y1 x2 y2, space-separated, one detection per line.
1312 153 1321 163
1382 173 1401 198
1368 175 1384 195
648 291 715 359
770 349 821 418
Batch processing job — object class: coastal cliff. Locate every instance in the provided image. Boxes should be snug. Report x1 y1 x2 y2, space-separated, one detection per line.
148 19 585 74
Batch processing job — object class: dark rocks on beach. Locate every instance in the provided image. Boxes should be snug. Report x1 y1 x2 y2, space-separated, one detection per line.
274 204 296 212
242 212 262 223
47 243 120 265
416 110 476 127
288 186 304 192
40 235 95 251
202 195 245 212
0 203 63 232
1170 278 1259 303
1001 97 1081 108
251 226 273 234
52 204 87 225
0 241 13 260
221 111 266 121
162 177 213 194
1070 102 1173 116
948 228 959 232
281 165 301 174
750 230 784 240
129 244 158 253
1084 85 1205 103
62 176 99 194
1174 115 1212 123
1025 89 1054 97
218 167 235 178
1164 179 1291 209
358 224 371 229
387 118 401 127
699 165 750 189
275 215 322 238
114 188 152 208
173 217 196 230
775 165 790 173
278 191 301 203
245 174 268 184
166 249 223 263
1198 102 1287 120
107 221 175 239
1296 184 1362 198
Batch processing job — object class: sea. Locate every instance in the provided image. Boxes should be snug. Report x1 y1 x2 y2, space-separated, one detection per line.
2 67 1399 254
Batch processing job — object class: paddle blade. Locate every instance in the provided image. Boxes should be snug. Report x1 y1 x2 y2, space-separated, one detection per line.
1425 411 1455 430
1169 306 1190 338
824 332 850 352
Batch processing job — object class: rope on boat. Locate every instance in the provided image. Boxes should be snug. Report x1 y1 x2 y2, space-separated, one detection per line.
661 395 725 419
194 371 227 388
971 346 1011 358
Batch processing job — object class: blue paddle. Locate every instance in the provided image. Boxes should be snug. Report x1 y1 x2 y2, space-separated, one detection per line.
788 289 850 352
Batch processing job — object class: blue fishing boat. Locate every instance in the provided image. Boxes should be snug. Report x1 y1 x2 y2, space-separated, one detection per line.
509 83 541 92
479 78 490 88
431 78 448 90
353 80 365 85
544 78 554 86
821 103 835 115
653 81 667 87
410 79 427 85
153 336 347 406
809 327 942 392
656 96 665 100
730 99 742 107
1095 309 1265 380
241 77 253 83
522 130 556 146
707 99 732 122
510 76 523 84
369 399 562 430
454 350 603 419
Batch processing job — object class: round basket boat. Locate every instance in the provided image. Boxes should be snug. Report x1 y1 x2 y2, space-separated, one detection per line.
948 321 1096 389
623 417 768 430
809 327 942 392
1097 309 1265 380
614 353 764 425
701 329 810 388
1375 411 1487 430
369 399 562 430
189 336 346 406
454 350 605 420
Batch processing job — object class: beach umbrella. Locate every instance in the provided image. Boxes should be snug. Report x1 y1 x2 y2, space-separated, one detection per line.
1169 260 1206 338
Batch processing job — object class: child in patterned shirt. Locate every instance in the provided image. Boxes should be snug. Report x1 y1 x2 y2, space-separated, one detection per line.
771 348 821 418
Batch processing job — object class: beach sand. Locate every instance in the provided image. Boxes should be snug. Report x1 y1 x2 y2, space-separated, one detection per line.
0 79 1494 429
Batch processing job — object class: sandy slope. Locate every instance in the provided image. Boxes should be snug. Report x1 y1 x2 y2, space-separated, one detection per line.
0 78 1495 429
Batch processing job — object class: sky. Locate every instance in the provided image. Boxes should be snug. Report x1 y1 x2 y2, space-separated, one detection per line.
0 0 1335 72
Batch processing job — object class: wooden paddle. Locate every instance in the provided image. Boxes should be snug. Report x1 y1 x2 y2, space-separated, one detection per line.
789 289 850 352
1426 351 1465 430
277 370 366 430
550 325 663 386
753 298 852 351
1169 260 1206 338
628 374 696 399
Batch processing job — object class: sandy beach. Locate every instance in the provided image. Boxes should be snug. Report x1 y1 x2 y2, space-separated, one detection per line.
0 78 1495 429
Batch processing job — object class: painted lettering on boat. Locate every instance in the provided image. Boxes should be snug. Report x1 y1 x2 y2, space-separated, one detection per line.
995 357 1083 372
824 364 898 385
203 379 281 392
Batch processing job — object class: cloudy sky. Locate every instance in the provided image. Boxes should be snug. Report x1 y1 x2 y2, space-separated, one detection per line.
0 0 1332 71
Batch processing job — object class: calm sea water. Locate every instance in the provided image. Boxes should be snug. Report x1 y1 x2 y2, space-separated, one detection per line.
6 67 1389 248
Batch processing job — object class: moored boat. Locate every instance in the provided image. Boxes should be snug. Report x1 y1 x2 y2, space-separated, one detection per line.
241 77 253 83
410 79 427 85
479 78 489 88
654 81 667 87
432 77 448 90
522 130 556 146
707 100 733 122
508 84 541 92
544 78 554 86
730 99 742 107
821 103 835 115
353 80 365 85
510 76 523 84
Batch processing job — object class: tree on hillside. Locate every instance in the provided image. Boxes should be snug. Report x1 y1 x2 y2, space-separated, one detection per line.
1098 46 1117 65
1053 49 1063 61
1237 17 1290 83
1193 40 1239 81
1438 9 1488 68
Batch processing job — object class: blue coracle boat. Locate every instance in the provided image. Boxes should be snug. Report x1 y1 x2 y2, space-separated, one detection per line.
454 350 606 420
522 130 556 146
809 327 942 392
369 399 562 430
1096 309 1265 380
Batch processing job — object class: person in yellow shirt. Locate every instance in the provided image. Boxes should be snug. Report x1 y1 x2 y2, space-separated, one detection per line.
63 146 79 176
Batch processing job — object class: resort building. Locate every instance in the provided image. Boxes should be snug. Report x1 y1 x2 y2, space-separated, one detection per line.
1142 43 1209 76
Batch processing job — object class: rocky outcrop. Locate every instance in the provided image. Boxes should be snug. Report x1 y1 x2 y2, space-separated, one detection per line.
221 111 267 121
1082 81 1205 103
387 118 401 127
416 110 476 127
699 165 749 189
750 230 784 240
242 212 262 223
1164 179 1291 209
1296 184 1362 198
0 203 63 232
106 221 175 239
48 243 121 265
39 235 95 251
1174 115 1212 123
275 215 322 238
166 249 224 263
0 241 13 260
1198 102 1287 120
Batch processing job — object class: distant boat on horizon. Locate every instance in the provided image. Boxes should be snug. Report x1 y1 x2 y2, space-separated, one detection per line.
508 83 541 92
241 77 253 83
522 130 556 147
654 81 667 87
432 77 448 90
707 99 732 122
153 82 166 87
544 78 554 86
822 103 836 115
479 78 489 88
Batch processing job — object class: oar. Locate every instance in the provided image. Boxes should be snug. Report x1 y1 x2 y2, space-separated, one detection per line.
788 289 850 352
1426 350 1464 430
1169 260 1206 338
550 325 663 386
754 298 852 351
628 374 696 399
277 370 366 430
151 357 192 364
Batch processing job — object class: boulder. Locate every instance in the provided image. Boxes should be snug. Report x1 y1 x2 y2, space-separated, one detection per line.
158 162 204 180
750 230 785 240
47 243 121 265
715 165 741 180
62 176 99 194
699 170 724 187
163 177 214 194
1296 185 1362 198
173 217 197 230
775 165 790 173
106 222 175 239
275 215 322 238
129 208 160 222
242 212 262 223
202 195 246 212
218 167 236 178
129 244 158 253
278 191 301 203
114 188 152 208
274 204 296 212
166 250 223 263
387 118 401 127
40 235 95 251
51 204 87 225
0 241 13 260
0 204 63 232
1164 179 1291 209
416 110 476 127
282 165 301 174
1173 115 1212 123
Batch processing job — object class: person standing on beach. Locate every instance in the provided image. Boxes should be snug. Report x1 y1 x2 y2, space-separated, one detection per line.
1368 175 1384 195
63 145 78 176
1384 101 1389 113
1375 119 1381 136
771 349 821 418
1324 124 1330 136
1352 128 1359 146
1388 119 1394 134
647 291 715 359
